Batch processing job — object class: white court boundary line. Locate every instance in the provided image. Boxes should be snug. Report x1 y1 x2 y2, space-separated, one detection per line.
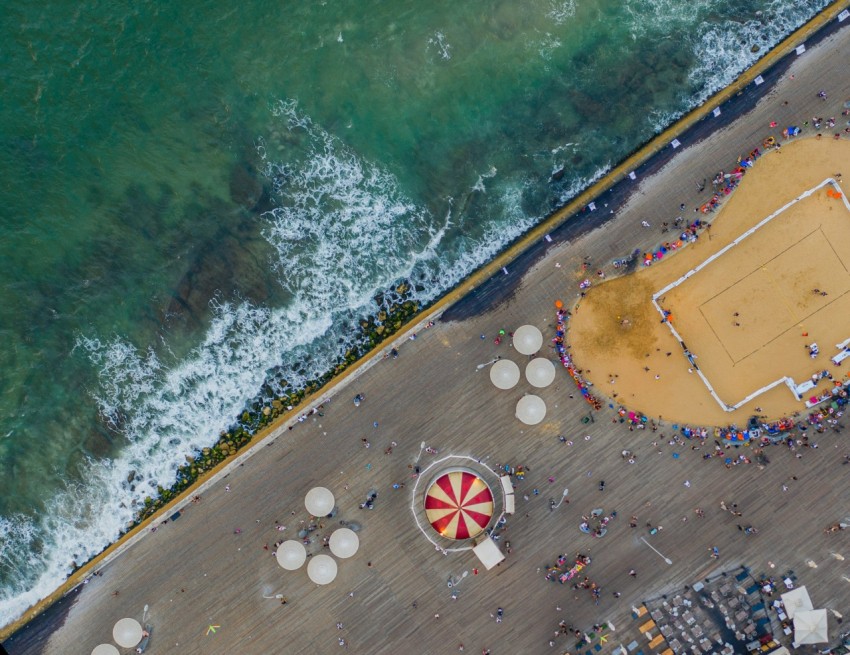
652 177 850 412
408 454 507 554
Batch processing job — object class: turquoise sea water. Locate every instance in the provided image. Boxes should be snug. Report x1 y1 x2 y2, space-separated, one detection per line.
0 0 829 627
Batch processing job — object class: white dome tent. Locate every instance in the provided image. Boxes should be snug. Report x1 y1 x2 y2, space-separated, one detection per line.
512 325 543 355
112 618 143 648
328 528 360 559
304 487 335 517
525 357 556 388
515 395 546 425
91 645 120 655
275 540 307 570
307 554 338 585
489 359 520 389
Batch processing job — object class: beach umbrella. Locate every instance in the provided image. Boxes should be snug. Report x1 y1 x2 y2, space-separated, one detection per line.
781 586 814 619
516 395 546 425
307 554 338 585
276 539 307 570
91 645 119 655
513 325 543 355
525 357 556 388
305 487 335 516
113 617 143 648
793 608 828 644
490 359 520 389
329 528 360 559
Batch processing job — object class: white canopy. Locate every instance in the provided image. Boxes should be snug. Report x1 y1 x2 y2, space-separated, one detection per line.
276 539 307 570
490 359 520 390
472 537 505 570
328 528 360 559
307 554 338 585
525 357 556 388
781 585 813 619
91 645 120 655
304 486 335 516
794 608 828 644
516 395 546 425
513 325 543 355
113 617 143 648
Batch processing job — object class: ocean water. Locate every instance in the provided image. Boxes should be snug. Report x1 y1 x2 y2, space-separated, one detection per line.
0 0 829 628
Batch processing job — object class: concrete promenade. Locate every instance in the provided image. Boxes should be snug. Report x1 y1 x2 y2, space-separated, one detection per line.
6 7 850 655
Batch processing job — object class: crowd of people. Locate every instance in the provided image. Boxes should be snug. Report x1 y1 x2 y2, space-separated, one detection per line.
553 308 602 410
544 553 592 585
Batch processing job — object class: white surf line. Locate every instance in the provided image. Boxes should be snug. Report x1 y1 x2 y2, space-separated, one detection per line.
651 177 850 413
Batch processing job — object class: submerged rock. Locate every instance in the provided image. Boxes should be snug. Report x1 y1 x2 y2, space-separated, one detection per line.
229 161 264 211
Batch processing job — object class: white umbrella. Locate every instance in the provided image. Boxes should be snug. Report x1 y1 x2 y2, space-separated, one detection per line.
307 554 338 585
489 359 520 390
91 645 120 655
793 608 829 644
276 540 307 570
525 357 556 388
113 617 143 648
516 395 546 425
781 586 813 619
304 487 335 516
329 528 360 559
513 325 543 355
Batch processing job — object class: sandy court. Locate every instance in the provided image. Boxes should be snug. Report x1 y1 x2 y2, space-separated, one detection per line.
568 137 850 425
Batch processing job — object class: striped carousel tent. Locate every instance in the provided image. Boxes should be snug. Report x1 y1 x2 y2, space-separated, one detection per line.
424 469 494 540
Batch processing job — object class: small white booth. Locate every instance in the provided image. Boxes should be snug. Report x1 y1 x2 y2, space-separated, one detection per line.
500 475 515 514
472 537 505 570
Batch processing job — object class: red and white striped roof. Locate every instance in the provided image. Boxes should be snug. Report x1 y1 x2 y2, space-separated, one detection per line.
424 470 494 540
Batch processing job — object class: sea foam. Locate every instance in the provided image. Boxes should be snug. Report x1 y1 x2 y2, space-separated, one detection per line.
0 101 452 627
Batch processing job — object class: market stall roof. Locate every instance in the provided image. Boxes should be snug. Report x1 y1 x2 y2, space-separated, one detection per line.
304 486 335 516
425 469 494 540
793 608 828 644
781 586 813 619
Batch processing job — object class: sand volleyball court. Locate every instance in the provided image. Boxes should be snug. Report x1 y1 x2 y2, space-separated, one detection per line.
568 138 850 426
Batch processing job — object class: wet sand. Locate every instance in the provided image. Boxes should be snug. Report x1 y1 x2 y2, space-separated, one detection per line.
5 7 850 655
569 139 850 426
